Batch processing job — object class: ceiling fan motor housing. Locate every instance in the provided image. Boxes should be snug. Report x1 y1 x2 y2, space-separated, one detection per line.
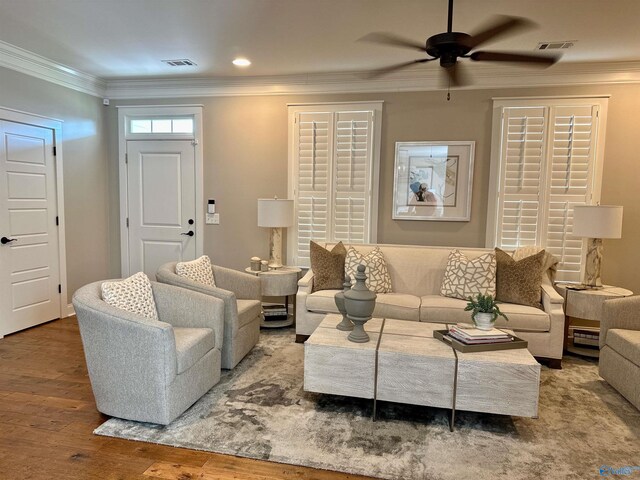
425 32 473 67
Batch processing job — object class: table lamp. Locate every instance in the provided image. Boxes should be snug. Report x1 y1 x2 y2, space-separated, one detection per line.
572 205 623 288
258 197 294 269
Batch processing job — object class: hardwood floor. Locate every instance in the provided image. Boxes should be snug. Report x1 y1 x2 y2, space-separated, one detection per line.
0 317 373 480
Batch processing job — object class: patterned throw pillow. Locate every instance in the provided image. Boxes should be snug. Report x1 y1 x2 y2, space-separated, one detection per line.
440 249 496 300
101 272 159 320
176 255 215 286
495 248 545 308
344 246 393 293
310 241 347 292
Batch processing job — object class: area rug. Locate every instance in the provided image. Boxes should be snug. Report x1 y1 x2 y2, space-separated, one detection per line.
95 329 640 480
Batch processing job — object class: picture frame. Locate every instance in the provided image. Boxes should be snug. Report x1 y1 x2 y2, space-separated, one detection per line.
392 141 475 221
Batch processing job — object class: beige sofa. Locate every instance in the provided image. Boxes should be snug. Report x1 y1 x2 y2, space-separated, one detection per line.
599 296 640 410
296 244 565 366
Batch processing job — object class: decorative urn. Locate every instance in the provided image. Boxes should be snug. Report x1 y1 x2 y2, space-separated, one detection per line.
334 275 353 331
344 264 377 343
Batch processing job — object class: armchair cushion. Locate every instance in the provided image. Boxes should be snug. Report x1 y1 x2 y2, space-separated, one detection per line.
176 255 215 286
237 299 262 329
174 327 216 374
606 329 640 367
101 272 158 320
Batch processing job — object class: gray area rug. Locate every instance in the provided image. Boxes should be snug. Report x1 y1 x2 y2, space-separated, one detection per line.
95 329 640 480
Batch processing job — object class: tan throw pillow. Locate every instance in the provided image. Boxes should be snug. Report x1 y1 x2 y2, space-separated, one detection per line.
101 272 159 320
176 255 215 286
344 246 393 293
495 248 545 308
440 249 496 300
310 241 347 292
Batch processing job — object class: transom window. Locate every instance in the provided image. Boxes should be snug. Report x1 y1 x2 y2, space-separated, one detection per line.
128 117 194 135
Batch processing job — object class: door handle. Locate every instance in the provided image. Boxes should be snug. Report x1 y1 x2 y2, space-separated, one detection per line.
180 231 194 237
1 236 17 245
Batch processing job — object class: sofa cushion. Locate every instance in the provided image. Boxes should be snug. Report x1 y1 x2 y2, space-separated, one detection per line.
420 295 550 332
306 290 420 321
310 241 346 292
606 329 640 366
101 272 159 320
440 249 496 300
345 246 393 293
173 327 215 374
176 255 215 287
495 248 545 308
237 299 262 329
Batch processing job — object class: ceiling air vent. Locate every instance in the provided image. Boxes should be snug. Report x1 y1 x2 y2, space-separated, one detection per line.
537 41 575 50
162 59 197 67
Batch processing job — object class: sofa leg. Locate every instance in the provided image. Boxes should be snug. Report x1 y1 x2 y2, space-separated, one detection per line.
536 357 562 369
295 334 309 344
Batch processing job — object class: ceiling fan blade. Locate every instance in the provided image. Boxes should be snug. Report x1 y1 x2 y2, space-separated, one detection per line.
467 15 535 49
358 32 426 52
364 58 433 79
470 51 559 65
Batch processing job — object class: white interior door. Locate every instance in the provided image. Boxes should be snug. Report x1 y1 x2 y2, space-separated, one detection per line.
0 120 60 337
126 140 196 277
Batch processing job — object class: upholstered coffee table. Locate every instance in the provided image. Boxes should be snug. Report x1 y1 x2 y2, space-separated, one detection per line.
304 315 540 430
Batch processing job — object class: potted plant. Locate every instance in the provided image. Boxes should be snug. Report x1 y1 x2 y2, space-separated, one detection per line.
464 294 509 331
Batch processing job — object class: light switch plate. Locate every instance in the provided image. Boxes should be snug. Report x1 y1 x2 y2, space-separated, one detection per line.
206 213 220 225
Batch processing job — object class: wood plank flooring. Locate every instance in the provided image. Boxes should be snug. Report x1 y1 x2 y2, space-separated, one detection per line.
0 317 373 480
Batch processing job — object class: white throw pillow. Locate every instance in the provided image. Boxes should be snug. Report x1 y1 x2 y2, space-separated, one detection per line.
101 272 159 320
344 246 393 293
176 255 215 286
440 249 496 300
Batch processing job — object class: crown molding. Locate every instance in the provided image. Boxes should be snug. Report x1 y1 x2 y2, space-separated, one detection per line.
0 40 106 97
2 38 640 100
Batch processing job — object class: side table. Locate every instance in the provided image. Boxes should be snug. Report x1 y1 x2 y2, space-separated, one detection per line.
245 266 301 328
555 284 633 358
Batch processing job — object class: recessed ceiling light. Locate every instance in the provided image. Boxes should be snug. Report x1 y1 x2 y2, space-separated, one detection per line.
232 58 251 67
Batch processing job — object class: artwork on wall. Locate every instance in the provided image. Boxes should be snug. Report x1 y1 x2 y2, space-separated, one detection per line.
393 141 475 221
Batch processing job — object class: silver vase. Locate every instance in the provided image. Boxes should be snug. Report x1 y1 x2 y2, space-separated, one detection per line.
335 275 354 331
344 264 377 343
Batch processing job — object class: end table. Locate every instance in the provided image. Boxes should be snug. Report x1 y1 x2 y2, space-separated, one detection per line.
555 283 633 358
245 266 301 328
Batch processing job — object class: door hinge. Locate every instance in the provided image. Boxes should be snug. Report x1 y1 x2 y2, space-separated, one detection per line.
55 216 59 226
191 139 199 146
126 218 129 228
58 284 61 294
53 146 57 156
125 153 128 164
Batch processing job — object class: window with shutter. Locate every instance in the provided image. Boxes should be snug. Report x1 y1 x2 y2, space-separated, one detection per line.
288 103 382 267
487 97 608 283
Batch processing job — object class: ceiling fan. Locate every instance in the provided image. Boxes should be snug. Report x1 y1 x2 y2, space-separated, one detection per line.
361 0 559 89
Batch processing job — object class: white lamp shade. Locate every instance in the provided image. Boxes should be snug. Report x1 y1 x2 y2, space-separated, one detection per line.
257 198 294 227
573 205 623 239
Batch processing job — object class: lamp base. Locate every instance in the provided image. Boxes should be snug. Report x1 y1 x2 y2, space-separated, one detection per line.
268 227 283 269
583 237 603 288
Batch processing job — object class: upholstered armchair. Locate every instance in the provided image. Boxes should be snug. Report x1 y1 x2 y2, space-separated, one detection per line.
156 262 262 369
72 281 225 425
599 296 640 410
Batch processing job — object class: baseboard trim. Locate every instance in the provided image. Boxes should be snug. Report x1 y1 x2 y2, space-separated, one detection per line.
66 303 75 317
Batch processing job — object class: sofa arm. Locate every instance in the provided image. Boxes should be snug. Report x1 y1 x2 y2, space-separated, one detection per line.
213 265 261 300
152 282 225 349
298 269 314 294
542 283 564 305
600 296 640 349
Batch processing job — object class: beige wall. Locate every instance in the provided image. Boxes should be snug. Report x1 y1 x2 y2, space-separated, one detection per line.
0 66 110 303
110 83 640 295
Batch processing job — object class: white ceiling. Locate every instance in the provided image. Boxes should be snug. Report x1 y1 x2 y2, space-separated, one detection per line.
0 0 639 80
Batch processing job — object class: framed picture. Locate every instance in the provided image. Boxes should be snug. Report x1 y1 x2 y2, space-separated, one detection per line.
393 141 475 221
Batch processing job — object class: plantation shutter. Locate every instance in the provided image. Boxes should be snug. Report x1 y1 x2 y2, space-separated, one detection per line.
496 106 548 249
332 111 372 245
295 112 331 266
544 105 599 282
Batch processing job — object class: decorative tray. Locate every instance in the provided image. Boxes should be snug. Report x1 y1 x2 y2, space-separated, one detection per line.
433 330 529 353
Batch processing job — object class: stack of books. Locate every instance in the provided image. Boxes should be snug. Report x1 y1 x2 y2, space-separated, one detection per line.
263 304 288 320
448 324 513 345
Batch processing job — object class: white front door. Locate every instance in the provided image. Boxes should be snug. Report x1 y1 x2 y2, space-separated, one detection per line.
126 140 196 277
0 120 61 337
